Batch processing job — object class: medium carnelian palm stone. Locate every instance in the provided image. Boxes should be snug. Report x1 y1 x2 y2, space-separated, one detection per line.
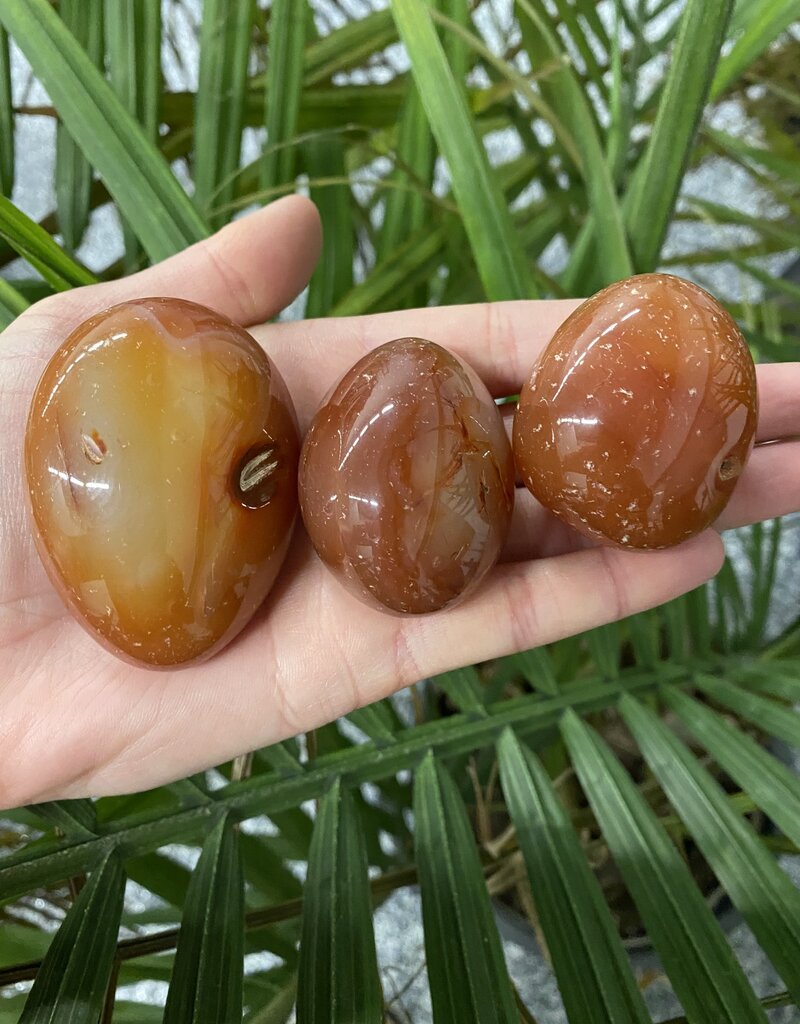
513 274 758 549
299 337 515 614
25 297 299 667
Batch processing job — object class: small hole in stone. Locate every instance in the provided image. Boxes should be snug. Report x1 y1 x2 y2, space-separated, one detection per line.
82 431 107 464
719 456 741 482
233 444 279 509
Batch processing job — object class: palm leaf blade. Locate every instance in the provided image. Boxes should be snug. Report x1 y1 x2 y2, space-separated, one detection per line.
0 277 28 328
0 25 12 196
56 0 103 253
31 799 98 839
296 779 382 1023
694 673 800 747
624 0 735 271
19 850 125 1024
561 709 769 1024
262 0 306 190
104 0 162 268
195 0 253 227
0 193 96 289
663 685 800 848
620 694 800 1005
0 0 207 263
392 0 537 301
713 0 800 96
163 813 245 1023
497 728 650 1024
414 752 517 1024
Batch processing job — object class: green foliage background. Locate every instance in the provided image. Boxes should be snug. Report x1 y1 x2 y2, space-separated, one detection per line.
1 1 800 1021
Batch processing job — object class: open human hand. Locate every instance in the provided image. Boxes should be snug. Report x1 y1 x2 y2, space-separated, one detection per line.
2 196 798 808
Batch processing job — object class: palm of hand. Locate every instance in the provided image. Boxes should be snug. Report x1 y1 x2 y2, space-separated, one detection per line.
1 196 798 808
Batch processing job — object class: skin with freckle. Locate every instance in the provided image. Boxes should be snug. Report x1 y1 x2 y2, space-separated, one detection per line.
513 274 758 549
299 337 515 613
25 297 299 667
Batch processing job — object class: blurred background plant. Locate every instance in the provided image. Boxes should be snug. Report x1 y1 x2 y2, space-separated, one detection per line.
2 1 800 1022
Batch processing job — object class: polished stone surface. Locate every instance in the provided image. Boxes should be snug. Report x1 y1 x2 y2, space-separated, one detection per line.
514 274 758 549
25 297 299 667
299 337 514 613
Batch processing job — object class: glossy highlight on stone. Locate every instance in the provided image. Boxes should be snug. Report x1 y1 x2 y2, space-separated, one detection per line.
513 274 758 549
25 297 299 667
299 337 515 614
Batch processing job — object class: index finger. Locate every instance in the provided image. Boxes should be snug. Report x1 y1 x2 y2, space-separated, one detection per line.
256 298 581 420
260 303 800 446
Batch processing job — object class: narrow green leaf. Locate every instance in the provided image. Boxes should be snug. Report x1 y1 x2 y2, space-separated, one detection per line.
31 800 97 839
56 0 103 252
516 0 633 288
239 832 304 905
627 613 659 669
334 222 445 316
663 597 689 659
19 850 125 1024
163 813 244 1024
694 673 800 747
713 0 800 97
195 0 253 228
346 701 397 742
297 780 382 1024
0 0 207 263
734 258 800 304
435 666 486 713
0 194 96 289
126 850 191 909
561 710 769 1024
377 84 435 264
664 684 800 848
0 25 13 196
263 0 306 189
303 9 396 86
245 971 297 1024
586 624 621 679
0 276 28 329
497 729 650 1024
550 0 607 97
686 586 712 653
624 0 734 271
258 740 305 775
736 663 800 701
414 752 517 1024
707 127 800 186
304 140 353 316
620 694 800 1004
378 0 465 269
440 0 469 82
392 0 537 301
512 647 559 695
105 0 162 269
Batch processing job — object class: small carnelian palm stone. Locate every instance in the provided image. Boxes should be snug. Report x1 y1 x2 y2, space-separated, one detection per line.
25 297 299 667
513 274 758 549
299 337 515 614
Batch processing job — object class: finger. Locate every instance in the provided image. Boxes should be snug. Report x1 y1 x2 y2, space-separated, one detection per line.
262 301 799 436
18 196 322 351
504 437 800 559
401 530 725 682
256 299 581 416
755 363 800 442
716 440 800 530
501 487 590 562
